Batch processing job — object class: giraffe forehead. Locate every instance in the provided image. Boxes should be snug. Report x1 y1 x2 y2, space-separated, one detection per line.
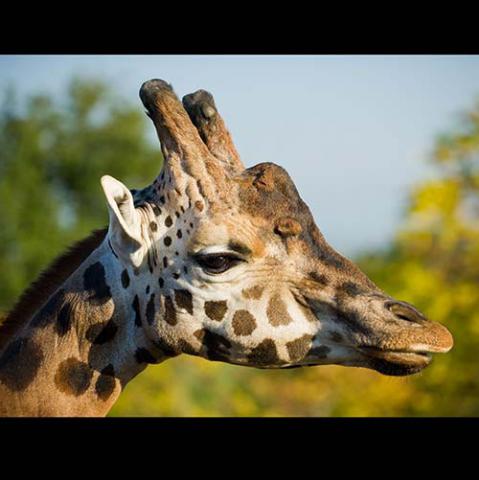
232 163 374 282
187 222 231 251
234 163 317 246
188 213 267 257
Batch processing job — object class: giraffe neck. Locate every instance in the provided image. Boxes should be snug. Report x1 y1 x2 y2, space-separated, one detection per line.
0 239 169 417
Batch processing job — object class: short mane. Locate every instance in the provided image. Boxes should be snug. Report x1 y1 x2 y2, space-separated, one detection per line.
0 228 108 351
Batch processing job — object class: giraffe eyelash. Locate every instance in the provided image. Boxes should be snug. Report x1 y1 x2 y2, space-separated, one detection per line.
193 252 245 275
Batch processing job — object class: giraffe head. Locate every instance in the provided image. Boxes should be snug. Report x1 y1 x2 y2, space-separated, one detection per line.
101 79 453 377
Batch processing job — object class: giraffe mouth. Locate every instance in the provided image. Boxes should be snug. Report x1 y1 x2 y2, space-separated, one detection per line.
358 346 432 376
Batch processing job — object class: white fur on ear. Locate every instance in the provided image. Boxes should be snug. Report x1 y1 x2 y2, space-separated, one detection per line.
101 175 144 268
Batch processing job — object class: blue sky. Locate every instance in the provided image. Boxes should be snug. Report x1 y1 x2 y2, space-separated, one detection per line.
1 55 479 256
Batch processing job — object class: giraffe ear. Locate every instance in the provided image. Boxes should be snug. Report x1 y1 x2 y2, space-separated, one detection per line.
101 175 144 268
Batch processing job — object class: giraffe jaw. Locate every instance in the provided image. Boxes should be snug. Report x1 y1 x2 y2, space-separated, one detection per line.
357 346 433 376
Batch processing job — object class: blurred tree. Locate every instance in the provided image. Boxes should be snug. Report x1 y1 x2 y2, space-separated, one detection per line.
0 78 162 310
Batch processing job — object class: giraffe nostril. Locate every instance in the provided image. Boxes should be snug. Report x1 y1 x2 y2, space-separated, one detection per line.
385 301 427 325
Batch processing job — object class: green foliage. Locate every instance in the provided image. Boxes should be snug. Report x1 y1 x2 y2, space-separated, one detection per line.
0 78 161 310
2 78 478 416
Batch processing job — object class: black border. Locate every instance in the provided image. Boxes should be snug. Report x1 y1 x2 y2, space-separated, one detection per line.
2 8 479 55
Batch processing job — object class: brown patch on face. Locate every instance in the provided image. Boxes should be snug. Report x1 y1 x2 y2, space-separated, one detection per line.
274 217 302 237
164 296 177 325
177 339 199 356
154 338 180 358
267 294 293 326
339 281 367 297
195 200 204 212
55 358 93 396
0 337 43 391
204 300 228 321
286 334 313 362
317 249 347 270
307 345 331 359
232 310 257 336
333 309 371 336
135 348 159 364
150 221 158 232
329 331 343 343
242 285 264 300
174 290 193 315
286 334 314 362
248 339 280 366
307 271 329 287
194 328 231 361
95 364 116 401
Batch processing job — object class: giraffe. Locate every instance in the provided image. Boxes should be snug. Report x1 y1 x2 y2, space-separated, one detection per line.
0 79 453 417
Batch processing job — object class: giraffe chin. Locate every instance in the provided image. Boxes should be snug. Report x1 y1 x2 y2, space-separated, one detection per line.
359 347 432 376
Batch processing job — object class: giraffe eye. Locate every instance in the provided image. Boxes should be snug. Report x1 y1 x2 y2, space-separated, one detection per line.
194 253 243 274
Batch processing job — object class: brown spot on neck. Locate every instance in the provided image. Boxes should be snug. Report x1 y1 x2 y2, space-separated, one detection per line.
86 319 118 345
0 337 43 391
54 358 93 396
0 228 107 352
95 364 117 401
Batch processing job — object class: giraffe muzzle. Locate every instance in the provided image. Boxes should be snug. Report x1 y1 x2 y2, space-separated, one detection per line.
354 300 454 376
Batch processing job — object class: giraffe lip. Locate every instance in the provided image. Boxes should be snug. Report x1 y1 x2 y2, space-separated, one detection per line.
357 346 433 376
359 346 432 366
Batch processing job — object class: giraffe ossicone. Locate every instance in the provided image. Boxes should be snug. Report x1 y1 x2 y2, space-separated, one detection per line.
0 79 454 416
